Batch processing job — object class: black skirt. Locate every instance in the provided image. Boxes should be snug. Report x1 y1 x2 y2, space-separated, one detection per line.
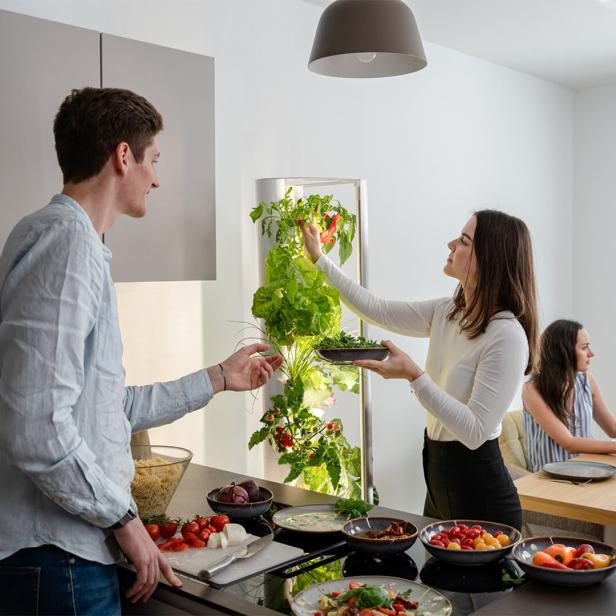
422 431 522 530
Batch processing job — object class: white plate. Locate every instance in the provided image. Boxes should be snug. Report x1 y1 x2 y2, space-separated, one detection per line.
273 504 348 534
291 575 452 616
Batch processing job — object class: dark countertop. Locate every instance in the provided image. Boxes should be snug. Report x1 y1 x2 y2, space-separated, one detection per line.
122 463 616 616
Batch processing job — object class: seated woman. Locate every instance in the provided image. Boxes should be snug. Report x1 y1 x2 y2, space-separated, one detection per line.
523 319 616 471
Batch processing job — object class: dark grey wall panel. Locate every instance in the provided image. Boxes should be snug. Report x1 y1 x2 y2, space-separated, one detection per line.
101 34 216 282
0 10 99 245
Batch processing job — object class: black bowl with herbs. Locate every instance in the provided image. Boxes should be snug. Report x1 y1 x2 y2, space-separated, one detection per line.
314 332 389 365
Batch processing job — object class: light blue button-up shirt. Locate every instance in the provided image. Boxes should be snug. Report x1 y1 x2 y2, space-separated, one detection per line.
0 195 213 564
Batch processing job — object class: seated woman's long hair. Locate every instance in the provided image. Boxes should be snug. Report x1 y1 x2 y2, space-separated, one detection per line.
533 319 583 428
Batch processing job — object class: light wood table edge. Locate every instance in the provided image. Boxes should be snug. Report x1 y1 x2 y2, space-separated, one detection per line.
517 492 616 526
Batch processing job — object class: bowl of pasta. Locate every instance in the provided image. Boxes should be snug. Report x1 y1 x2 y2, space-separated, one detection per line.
130 445 193 519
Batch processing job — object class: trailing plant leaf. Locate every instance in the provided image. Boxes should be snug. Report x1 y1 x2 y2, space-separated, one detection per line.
248 427 270 450
325 444 342 491
302 367 333 408
328 364 360 393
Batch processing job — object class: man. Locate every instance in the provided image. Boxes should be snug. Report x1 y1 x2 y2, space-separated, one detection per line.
0 87 282 615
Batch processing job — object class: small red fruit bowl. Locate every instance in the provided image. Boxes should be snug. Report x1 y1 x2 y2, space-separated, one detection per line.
512 536 616 587
420 519 521 566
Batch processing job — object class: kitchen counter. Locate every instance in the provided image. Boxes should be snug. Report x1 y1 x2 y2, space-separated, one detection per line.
119 463 616 616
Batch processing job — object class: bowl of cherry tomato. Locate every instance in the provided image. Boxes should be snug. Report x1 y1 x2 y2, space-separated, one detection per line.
512 536 616 586
420 520 521 565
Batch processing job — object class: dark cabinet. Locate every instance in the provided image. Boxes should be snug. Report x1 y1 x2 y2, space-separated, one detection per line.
0 10 216 282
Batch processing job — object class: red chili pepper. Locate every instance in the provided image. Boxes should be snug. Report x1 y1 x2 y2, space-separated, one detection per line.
568 557 594 570
542 561 569 569
319 214 340 245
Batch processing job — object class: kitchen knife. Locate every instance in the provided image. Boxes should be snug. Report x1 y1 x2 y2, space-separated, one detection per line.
198 533 274 581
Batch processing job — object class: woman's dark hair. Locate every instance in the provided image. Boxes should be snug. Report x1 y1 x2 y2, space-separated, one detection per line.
533 319 583 427
448 209 538 374
54 87 163 183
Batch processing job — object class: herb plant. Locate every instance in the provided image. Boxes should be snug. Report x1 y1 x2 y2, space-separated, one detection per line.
337 585 392 609
334 497 374 518
249 189 363 497
317 331 383 350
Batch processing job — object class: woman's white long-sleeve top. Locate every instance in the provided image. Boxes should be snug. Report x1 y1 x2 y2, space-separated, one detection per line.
316 256 528 450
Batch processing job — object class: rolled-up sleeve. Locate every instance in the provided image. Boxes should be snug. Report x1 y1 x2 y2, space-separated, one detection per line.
0 222 129 528
123 369 214 433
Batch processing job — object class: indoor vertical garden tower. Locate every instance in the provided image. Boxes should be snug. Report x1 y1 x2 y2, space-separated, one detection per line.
248 178 375 502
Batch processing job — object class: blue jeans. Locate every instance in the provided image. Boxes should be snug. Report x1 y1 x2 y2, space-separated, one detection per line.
0 545 120 616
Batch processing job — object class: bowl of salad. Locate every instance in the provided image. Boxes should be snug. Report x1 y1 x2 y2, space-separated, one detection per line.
291 576 452 616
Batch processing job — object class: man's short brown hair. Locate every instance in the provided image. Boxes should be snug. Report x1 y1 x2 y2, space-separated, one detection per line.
53 87 163 183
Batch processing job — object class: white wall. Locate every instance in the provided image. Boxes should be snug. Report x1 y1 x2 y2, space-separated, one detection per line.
574 87 616 438
0 0 574 515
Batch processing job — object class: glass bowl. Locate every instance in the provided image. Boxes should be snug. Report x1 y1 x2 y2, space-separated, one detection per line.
130 445 192 519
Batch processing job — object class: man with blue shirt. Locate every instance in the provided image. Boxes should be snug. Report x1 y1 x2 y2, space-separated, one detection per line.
0 87 282 615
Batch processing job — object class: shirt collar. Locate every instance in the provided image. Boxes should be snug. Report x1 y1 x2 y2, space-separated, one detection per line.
50 194 113 263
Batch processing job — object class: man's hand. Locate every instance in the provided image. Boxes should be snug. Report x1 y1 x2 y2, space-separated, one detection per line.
353 340 424 381
208 343 284 393
113 517 181 603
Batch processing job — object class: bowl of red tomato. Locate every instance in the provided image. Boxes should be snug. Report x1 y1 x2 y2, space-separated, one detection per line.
420 520 521 565
512 536 616 586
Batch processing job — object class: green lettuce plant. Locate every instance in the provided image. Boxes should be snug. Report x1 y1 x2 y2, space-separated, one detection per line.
248 188 362 497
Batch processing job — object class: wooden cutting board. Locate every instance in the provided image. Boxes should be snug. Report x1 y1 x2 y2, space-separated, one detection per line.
162 534 304 587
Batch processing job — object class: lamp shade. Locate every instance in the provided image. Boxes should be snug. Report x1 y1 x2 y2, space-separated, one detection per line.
308 0 427 78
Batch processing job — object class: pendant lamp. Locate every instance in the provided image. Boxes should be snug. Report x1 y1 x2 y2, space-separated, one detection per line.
308 0 427 78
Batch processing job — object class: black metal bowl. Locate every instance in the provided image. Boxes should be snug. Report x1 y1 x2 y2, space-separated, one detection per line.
512 536 616 587
314 347 389 364
342 517 418 555
206 487 273 521
420 519 521 566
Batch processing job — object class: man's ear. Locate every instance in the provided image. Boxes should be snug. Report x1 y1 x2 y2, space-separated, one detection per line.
112 142 131 176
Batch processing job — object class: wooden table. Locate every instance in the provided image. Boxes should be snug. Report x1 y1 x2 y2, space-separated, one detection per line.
514 453 616 526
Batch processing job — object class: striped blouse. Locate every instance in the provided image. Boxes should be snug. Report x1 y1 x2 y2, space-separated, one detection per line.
523 372 593 472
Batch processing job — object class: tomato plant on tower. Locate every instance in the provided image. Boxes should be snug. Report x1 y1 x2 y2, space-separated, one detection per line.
248 188 363 497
